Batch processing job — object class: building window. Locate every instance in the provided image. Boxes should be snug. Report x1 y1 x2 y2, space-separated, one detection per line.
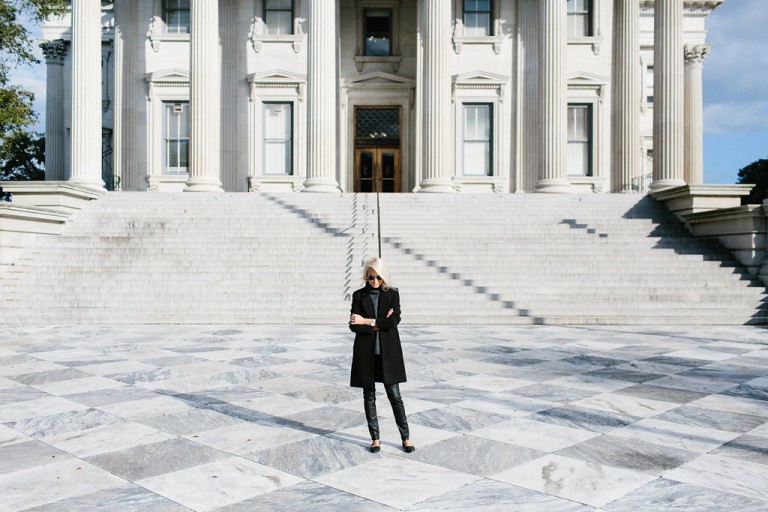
364 8 392 56
646 65 654 104
463 103 493 176
164 102 189 174
163 0 190 34
265 0 293 35
263 102 293 175
567 0 592 38
568 104 592 176
463 1 492 37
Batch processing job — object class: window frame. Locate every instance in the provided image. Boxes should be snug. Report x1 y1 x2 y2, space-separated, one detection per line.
354 0 401 72
162 101 190 175
453 0 503 54
251 0 304 54
461 102 494 177
463 0 492 38
262 101 294 176
567 103 593 177
566 0 603 55
264 0 295 35
162 0 190 34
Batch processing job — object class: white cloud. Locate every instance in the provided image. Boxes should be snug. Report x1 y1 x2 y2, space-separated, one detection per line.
704 100 768 134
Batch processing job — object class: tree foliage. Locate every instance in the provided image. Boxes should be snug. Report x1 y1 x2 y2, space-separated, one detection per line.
737 158 768 205
0 0 65 134
0 129 44 179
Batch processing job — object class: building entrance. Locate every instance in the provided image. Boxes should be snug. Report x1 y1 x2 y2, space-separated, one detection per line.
353 107 401 193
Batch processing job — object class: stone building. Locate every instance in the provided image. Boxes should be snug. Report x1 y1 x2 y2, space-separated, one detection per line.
39 0 722 194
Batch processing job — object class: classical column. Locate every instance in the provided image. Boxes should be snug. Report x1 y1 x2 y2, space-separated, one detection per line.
650 0 685 191
303 0 339 192
536 0 570 193
68 0 104 190
40 40 67 182
186 0 223 192
519 0 540 192
612 0 640 192
419 0 454 192
684 44 710 185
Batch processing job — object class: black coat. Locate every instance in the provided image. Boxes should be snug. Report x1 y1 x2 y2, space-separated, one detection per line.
349 285 407 389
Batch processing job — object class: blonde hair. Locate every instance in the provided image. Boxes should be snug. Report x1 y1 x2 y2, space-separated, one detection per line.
362 257 392 291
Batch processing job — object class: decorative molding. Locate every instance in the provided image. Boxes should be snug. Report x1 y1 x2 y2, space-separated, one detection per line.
684 43 711 64
247 69 307 102
40 39 67 64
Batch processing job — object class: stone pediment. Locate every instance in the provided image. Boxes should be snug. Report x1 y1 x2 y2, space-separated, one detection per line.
145 68 189 84
248 69 307 84
568 72 609 85
454 70 509 85
343 71 415 86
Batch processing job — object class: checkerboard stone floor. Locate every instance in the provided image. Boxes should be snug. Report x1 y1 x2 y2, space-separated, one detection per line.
1 325 768 511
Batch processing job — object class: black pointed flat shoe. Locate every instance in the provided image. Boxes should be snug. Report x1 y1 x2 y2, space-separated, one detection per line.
402 441 415 453
370 441 381 453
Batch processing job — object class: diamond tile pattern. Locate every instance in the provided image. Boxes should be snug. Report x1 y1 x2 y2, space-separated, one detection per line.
1 325 768 511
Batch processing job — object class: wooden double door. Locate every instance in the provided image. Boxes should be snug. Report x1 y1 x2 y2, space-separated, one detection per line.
354 148 400 193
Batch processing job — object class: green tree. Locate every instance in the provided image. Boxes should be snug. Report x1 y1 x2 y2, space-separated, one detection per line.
0 129 44 181
0 0 65 138
737 158 768 205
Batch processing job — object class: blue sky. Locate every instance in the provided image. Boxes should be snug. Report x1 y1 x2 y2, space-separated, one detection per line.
9 1 768 185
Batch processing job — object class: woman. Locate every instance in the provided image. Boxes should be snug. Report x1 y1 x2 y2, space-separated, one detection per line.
349 257 415 453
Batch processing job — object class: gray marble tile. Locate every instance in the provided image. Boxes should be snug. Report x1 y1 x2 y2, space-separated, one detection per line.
408 405 510 434
406 383 487 405
664 454 768 502
559 434 699 474
604 478 768 511
530 405 639 433
710 434 768 465
0 439 70 474
638 356 705 368
613 383 708 404
647 374 739 394
720 384 768 402
140 407 246 436
585 367 666 384
20 484 190 512
655 405 767 433
678 362 767 384
217 480 396 512
6 407 124 438
84 437 228 481
0 385 51 405
406 478 596 511
508 384 597 404
246 434 372 479
274 405 367 436
410 435 544 476
286 384 361 405
63 385 159 407
10 368 93 386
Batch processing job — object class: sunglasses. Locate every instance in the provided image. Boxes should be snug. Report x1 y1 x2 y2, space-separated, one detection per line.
367 275 383 282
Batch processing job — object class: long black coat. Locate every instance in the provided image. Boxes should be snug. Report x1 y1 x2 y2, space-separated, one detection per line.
349 285 407 389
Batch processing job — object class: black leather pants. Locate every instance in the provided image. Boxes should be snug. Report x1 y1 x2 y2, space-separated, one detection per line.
363 383 410 441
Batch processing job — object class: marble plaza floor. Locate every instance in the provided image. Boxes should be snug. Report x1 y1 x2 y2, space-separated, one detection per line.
1 325 768 511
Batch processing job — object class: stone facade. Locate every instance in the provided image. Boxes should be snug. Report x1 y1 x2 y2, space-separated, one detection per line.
40 0 723 194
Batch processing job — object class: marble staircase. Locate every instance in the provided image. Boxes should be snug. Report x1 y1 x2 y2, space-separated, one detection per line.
0 192 765 325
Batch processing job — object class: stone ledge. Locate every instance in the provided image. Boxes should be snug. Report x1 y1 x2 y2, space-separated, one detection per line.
0 203 70 267
0 181 105 213
650 183 753 216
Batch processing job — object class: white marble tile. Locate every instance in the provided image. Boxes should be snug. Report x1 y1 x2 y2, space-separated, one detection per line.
315 456 479 509
547 375 634 393
664 454 768 501
0 423 29 447
186 422 318 455
0 359 66 377
664 349 735 362
0 376 25 389
45 422 176 458
455 394 556 418
0 396 88 423
35 376 128 396
0 459 127 511
572 393 679 418
491 454 655 508
470 417 600 452
442 374 532 393
747 422 768 438
78 360 159 376
335 420 459 454
253 376 322 394
229 394 323 418
610 417 740 453
689 394 768 419
137 457 304 512
98 396 195 420
564 339 631 351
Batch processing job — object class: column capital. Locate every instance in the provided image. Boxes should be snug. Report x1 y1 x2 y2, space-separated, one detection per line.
40 39 67 65
684 43 711 64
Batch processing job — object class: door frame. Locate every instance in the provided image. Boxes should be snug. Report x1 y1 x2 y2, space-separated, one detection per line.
354 147 401 193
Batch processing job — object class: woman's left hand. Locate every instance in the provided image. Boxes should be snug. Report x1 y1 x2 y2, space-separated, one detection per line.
349 314 367 325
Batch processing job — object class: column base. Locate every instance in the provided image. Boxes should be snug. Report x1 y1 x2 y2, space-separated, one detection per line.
535 178 572 193
649 178 687 193
418 178 455 193
185 177 224 193
66 178 106 193
301 178 340 193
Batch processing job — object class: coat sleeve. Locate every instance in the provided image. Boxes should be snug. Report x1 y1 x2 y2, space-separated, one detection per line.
376 289 401 331
349 290 375 335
